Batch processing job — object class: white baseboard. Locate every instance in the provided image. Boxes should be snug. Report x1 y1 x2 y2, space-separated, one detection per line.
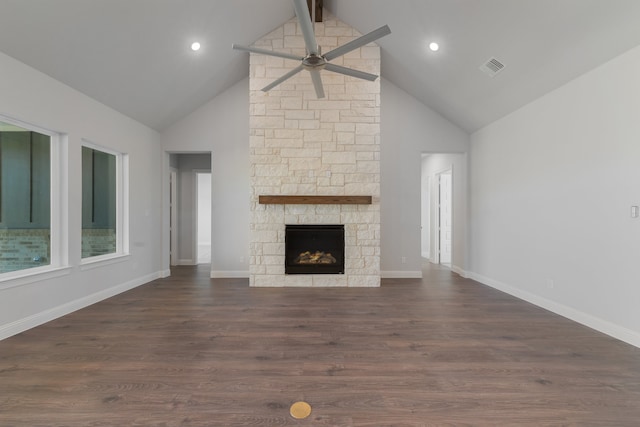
0 271 163 341
451 265 469 278
381 271 422 279
178 259 196 266
160 269 171 278
210 270 250 278
469 272 640 349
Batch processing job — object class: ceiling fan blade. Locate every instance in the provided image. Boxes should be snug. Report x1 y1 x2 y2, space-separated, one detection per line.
309 69 325 98
323 25 391 61
324 63 379 81
293 0 318 55
262 65 304 92
232 44 303 61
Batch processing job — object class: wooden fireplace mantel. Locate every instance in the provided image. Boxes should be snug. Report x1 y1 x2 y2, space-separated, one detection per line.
259 195 372 205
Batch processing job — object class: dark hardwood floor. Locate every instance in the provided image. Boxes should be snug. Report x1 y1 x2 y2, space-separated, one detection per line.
2 264 640 426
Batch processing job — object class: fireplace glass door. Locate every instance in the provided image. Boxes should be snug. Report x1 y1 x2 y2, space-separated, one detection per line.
285 224 345 274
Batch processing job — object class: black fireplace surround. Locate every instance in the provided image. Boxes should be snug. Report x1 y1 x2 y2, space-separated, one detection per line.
285 224 345 274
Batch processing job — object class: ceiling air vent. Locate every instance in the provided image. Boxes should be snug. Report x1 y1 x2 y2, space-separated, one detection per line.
479 57 505 77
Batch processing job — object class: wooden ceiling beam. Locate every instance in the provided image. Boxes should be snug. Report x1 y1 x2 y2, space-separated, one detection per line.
307 0 323 22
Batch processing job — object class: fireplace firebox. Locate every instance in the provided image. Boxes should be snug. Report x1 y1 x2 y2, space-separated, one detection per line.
285 225 345 274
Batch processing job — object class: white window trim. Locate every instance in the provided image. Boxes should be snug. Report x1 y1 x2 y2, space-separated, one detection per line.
0 114 68 286
80 139 129 265
80 253 130 271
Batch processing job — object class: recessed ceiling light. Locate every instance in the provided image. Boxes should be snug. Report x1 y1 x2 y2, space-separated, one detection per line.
191 42 201 52
429 42 439 52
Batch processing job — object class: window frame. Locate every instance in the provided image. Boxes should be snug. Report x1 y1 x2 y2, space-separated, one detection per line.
80 140 129 267
0 114 69 288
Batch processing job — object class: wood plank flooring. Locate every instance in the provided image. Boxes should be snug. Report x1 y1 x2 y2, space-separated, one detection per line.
1 264 640 426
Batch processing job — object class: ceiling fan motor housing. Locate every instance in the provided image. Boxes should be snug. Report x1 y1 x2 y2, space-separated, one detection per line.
302 54 326 69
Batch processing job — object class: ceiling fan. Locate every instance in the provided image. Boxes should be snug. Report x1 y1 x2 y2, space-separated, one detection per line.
232 0 391 98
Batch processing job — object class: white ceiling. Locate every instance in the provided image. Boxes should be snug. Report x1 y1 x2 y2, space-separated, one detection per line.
1 0 639 133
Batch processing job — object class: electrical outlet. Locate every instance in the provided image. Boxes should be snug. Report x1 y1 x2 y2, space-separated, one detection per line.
401 257 407 264
240 256 245 263
546 278 555 289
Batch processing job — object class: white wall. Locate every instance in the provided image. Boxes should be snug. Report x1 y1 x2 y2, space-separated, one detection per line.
421 153 467 272
0 52 163 340
381 79 470 277
469 44 640 347
161 79 250 278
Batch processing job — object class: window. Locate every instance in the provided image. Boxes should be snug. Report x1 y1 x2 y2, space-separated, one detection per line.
81 143 127 260
0 117 60 276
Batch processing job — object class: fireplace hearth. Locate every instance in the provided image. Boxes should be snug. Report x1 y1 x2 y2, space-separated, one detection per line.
285 225 345 274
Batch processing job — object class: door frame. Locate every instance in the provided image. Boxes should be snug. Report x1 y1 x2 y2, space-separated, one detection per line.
420 152 468 276
169 168 178 266
436 168 453 266
162 151 212 275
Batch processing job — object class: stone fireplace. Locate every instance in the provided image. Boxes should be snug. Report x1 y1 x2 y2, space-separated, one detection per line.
249 11 380 287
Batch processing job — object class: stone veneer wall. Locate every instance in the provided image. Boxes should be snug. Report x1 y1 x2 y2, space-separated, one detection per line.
249 12 381 287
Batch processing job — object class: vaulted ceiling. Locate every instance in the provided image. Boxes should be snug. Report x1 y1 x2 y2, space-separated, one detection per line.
1 0 639 133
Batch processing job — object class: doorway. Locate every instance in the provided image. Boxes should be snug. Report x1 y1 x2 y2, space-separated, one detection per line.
167 152 212 267
421 153 464 270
